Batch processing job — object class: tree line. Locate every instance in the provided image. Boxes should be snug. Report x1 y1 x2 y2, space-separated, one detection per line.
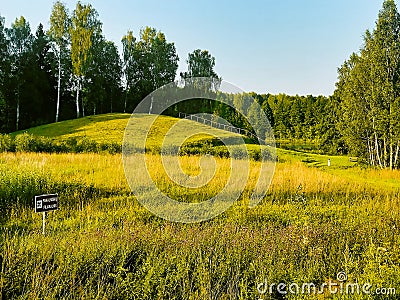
0 2 122 132
168 92 341 154
0 1 220 132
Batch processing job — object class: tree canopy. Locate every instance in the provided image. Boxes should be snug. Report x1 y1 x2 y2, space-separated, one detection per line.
336 0 400 168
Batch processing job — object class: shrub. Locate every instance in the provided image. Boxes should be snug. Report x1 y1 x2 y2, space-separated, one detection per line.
99 141 123 154
35 136 55 152
14 133 57 153
75 137 99 153
64 137 79 152
0 134 13 152
10 134 126 154
14 133 37 152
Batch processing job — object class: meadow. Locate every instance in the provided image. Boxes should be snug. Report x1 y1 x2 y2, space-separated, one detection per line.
0 151 399 299
0 115 399 299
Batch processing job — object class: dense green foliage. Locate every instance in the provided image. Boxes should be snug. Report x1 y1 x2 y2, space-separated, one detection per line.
171 93 343 154
336 0 400 168
0 3 123 132
0 2 179 132
122 27 179 114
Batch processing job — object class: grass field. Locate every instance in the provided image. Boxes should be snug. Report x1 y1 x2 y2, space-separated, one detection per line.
1 114 400 299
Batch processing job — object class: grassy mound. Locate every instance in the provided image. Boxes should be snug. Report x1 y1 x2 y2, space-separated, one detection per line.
7 113 275 159
12 113 245 145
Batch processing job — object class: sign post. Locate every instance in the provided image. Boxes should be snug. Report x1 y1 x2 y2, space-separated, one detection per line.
42 211 46 235
34 194 59 235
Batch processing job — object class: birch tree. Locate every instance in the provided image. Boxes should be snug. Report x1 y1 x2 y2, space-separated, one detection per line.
121 30 135 113
180 49 221 89
6 16 33 131
121 27 178 113
48 1 69 122
0 16 8 132
69 1 101 118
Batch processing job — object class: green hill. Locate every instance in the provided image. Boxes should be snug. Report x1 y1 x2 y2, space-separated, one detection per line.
12 113 247 146
10 113 277 160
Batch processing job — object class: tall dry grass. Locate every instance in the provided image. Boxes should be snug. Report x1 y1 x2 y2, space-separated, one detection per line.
0 152 399 299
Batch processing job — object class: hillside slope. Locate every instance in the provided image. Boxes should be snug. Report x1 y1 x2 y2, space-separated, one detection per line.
12 113 246 146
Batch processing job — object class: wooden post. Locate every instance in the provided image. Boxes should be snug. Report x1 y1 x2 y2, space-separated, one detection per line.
42 211 46 235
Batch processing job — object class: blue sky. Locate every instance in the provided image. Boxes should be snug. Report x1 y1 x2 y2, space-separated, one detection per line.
1 0 387 96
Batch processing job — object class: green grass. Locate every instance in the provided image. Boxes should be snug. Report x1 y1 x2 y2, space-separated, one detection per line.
12 113 131 143
276 148 354 167
12 113 246 146
276 148 400 191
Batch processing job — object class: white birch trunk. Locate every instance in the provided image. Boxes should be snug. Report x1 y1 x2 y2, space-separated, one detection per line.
76 77 80 118
56 51 61 122
390 142 393 170
124 93 127 113
375 131 383 169
394 141 400 168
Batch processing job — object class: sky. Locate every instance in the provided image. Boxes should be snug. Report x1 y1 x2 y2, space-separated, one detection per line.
0 0 388 96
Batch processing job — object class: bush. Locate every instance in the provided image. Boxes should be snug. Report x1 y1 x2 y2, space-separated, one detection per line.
35 136 54 152
14 133 56 153
101 141 122 154
14 133 37 152
231 146 248 159
64 137 79 152
0 134 13 152
6 133 275 159
76 137 99 153
96 141 123 154
10 134 125 154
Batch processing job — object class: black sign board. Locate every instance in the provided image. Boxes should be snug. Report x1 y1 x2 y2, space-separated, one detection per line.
35 194 59 213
